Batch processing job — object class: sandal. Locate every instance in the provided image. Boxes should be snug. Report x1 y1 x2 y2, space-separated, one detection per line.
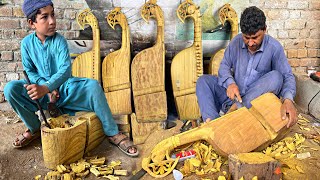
12 129 41 149
108 133 139 157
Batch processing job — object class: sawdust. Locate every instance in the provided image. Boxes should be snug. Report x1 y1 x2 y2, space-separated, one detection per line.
236 152 275 164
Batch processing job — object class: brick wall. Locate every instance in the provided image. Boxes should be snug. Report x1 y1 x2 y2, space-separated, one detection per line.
0 0 319 104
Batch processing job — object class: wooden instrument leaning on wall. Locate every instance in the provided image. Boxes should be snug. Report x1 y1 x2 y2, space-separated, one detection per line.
208 4 238 76
102 8 132 115
142 93 289 178
171 0 202 120
72 9 101 82
131 0 167 122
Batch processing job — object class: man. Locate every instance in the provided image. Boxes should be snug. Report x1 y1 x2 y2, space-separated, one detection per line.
4 0 138 157
196 6 297 128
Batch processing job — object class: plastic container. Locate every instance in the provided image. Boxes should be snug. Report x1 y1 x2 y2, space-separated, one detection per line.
171 149 196 162
296 152 311 160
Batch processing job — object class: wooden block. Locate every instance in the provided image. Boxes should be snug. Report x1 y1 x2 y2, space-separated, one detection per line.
228 152 282 180
79 112 105 154
113 114 130 125
41 116 87 169
105 88 132 115
134 91 167 122
131 113 161 145
175 93 201 120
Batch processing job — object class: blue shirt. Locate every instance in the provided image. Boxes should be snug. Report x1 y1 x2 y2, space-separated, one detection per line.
218 34 296 101
21 32 71 92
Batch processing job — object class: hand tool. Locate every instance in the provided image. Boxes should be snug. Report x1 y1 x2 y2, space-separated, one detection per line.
48 94 62 118
23 70 52 129
235 96 245 107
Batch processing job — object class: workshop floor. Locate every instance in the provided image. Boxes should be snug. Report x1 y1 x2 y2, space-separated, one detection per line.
0 110 319 180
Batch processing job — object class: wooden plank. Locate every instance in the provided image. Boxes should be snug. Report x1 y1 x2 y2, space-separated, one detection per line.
171 0 202 120
72 9 101 82
131 113 161 145
131 0 167 122
103 8 132 115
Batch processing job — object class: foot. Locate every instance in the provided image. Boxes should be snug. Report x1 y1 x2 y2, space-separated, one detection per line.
108 133 139 157
13 129 41 148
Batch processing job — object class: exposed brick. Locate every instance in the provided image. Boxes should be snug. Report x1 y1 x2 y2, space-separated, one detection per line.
6 73 19 81
284 39 306 49
1 51 13 61
287 49 298 58
0 40 20 51
0 73 5 82
12 7 24 17
0 82 6 91
0 92 4 103
71 21 82 31
299 29 310 38
298 58 320 67
0 62 15 72
58 31 77 39
56 19 71 30
0 18 20 29
0 6 12 17
288 30 300 38
285 19 306 29
306 20 320 29
64 9 77 20
265 0 287 9
2 30 15 39
268 20 284 30
308 49 318 58
267 9 289 20
309 1 320 10
7 63 17 72
54 8 65 19
306 39 320 48
267 29 278 38
278 30 289 38
288 58 299 66
14 51 21 61
289 10 301 19
287 1 309 10
310 29 320 39
297 49 308 58
293 66 307 73
16 62 23 71
301 11 320 20
20 19 30 29
14 29 28 39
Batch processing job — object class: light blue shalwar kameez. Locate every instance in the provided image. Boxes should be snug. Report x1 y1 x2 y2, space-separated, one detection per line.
4 32 119 136
196 34 296 121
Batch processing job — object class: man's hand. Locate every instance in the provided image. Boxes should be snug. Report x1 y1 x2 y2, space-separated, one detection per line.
226 83 242 102
280 99 297 128
24 84 50 100
48 89 60 103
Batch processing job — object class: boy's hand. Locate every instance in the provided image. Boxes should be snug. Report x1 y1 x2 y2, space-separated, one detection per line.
280 99 297 128
226 83 242 103
24 84 50 100
48 89 60 103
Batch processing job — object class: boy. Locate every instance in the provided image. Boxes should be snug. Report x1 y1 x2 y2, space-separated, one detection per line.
4 0 138 157
196 6 297 127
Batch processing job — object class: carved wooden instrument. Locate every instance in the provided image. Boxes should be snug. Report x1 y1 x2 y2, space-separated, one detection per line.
142 93 289 178
208 4 238 75
102 8 132 115
72 9 101 82
131 0 167 122
171 0 202 120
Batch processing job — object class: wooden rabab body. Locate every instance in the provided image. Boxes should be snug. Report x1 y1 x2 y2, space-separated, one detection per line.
131 0 167 122
142 93 288 178
171 0 202 120
72 9 101 82
102 8 132 115
209 4 238 75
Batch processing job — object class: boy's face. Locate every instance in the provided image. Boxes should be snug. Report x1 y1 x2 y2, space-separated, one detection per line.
28 5 56 42
242 29 266 53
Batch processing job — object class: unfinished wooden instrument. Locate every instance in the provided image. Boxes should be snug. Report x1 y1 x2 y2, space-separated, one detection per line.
72 9 101 82
171 0 202 120
102 8 132 115
131 0 167 122
208 4 238 75
142 93 288 178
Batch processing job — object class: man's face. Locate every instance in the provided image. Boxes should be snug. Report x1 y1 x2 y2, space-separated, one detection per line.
29 5 56 42
242 29 266 53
